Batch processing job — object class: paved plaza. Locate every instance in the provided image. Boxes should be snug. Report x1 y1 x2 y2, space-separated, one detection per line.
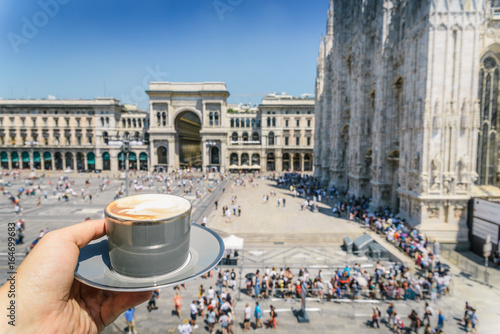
1 172 499 333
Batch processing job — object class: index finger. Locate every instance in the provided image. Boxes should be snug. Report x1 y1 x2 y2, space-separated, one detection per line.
58 219 106 248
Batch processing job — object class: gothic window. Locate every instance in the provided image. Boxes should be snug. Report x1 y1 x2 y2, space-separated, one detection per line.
477 56 500 185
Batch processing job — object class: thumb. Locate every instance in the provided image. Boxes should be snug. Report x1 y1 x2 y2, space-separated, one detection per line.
101 291 152 328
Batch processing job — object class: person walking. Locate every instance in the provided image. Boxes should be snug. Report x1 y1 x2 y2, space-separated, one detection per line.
267 305 277 329
423 302 433 326
174 292 182 318
207 306 216 333
124 307 136 334
371 307 380 328
437 310 446 331
147 289 159 312
254 301 263 329
243 303 251 331
283 198 286 207
215 200 218 210
178 319 192 334
238 205 241 216
190 300 198 328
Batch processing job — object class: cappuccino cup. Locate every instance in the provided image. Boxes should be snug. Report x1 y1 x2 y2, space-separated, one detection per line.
104 194 192 278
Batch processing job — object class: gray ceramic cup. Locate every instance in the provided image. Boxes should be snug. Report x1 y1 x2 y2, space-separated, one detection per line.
104 194 192 278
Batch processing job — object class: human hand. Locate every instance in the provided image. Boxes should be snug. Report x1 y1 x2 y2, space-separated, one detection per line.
0 219 152 334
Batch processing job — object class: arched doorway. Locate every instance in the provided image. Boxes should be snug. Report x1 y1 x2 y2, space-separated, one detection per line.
43 152 52 170
129 152 137 170
87 152 95 171
22 152 30 169
1 152 8 169
175 111 202 168
230 153 239 166
76 152 85 171
241 153 250 166
54 152 63 170
139 152 148 170
267 153 275 171
33 152 41 169
65 152 73 170
293 153 301 171
118 152 125 170
251 153 260 167
102 152 111 170
210 147 220 165
304 153 312 171
282 153 291 171
11 152 19 169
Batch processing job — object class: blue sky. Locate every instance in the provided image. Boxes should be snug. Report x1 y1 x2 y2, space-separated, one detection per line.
0 0 327 108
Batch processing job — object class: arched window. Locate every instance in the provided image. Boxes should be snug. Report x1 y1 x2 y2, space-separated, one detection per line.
252 132 259 142
138 119 142 128
268 132 275 145
106 117 109 126
133 119 137 127
100 117 104 127
134 132 140 141
157 146 167 164
162 112 166 126
230 119 235 127
209 112 214 126
242 132 249 142
214 112 219 126
157 112 161 126
231 132 238 142
127 119 131 128
241 118 245 128
267 118 271 127
124 132 130 139
272 117 276 127
252 119 256 127
102 131 109 144
477 55 500 185
230 153 239 165
139 152 148 170
251 153 260 166
236 118 240 127
122 119 126 128
246 119 250 127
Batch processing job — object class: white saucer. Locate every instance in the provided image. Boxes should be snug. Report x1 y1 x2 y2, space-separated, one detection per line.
75 224 225 292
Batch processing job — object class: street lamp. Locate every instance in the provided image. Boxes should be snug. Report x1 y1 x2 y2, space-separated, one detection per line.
25 141 39 171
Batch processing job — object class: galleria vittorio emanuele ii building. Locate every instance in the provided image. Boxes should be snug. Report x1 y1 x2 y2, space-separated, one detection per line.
314 0 500 242
0 83 314 175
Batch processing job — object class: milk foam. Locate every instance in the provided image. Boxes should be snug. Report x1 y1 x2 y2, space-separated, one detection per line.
106 194 191 220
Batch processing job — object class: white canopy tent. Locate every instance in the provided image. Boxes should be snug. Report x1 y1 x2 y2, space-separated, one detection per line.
223 234 244 250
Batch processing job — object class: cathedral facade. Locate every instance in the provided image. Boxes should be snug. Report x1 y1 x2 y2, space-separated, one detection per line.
314 0 500 243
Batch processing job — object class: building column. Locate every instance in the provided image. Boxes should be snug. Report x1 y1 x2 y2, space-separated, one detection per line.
301 153 305 172
201 140 207 172
169 138 176 171
62 154 66 170
8 153 12 170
